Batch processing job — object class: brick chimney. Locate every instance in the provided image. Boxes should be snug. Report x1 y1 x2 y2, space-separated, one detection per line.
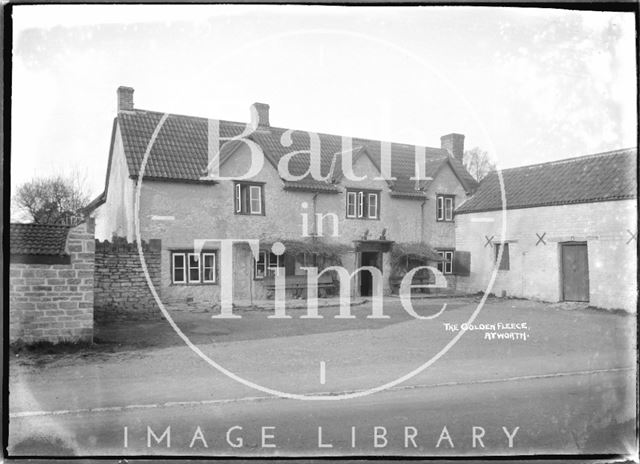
117 86 134 112
440 133 465 161
251 102 270 127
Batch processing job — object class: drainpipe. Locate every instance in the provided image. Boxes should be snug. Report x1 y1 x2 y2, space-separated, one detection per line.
420 198 427 242
312 193 319 236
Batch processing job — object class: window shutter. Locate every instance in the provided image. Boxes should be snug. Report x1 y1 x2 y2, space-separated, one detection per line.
346 192 356 217
437 196 444 220
235 184 241 212
453 251 471 276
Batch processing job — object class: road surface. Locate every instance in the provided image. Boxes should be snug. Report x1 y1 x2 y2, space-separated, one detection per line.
8 300 637 458
8 367 636 457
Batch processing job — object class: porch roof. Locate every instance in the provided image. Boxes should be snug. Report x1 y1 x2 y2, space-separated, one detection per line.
259 237 353 258
391 242 444 262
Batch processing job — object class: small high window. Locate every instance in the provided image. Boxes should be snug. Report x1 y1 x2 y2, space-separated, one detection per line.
235 182 264 215
346 189 380 220
436 194 455 222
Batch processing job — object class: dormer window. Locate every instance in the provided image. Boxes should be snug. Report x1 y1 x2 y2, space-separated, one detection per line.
346 189 379 220
234 182 264 215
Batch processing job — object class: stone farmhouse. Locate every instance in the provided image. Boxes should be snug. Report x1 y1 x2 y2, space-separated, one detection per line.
455 148 637 313
8 88 637 344
86 87 479 306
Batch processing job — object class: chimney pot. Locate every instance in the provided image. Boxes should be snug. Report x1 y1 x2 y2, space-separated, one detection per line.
251 102 270 127
117 86 135 112
440 133 465 161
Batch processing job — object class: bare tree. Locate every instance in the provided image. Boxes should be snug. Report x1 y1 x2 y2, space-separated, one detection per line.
12 172 91 225
463 147 496 182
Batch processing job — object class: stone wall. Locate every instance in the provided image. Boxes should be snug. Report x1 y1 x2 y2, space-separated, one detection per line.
94 237 162 320
9 221 95 343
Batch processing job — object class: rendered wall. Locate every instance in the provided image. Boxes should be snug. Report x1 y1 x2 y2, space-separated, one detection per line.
134 144 469 304
455 199 637 312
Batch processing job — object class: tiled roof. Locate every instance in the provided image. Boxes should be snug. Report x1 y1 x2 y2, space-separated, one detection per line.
117 109 478 195
456 148 637 214
10 223 70 256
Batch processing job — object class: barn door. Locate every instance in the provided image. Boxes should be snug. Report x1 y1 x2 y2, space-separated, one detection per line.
561 243 589 302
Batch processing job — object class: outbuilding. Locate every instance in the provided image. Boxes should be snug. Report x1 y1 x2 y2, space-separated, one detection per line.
9 221 95 343
455 148 637 313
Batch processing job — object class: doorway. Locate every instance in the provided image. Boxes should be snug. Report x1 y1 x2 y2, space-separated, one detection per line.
359 251 381 296
561 242 589 302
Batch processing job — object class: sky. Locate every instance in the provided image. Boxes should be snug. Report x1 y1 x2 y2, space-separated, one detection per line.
11 5 637 201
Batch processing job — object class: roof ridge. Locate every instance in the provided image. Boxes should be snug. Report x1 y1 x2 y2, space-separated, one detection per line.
127 108 247 127
494 147 637 174
124 108 447 154
117 107 478 194
457 146 636 214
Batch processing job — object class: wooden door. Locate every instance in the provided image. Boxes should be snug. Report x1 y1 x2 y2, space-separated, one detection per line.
561 243 589 302
359 251 381 296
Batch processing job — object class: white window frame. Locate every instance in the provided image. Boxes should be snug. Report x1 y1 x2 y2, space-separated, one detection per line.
436 250 454 275
346 191 357 218
368 193 378 219
436 196 444 221
172 253 186 284
249 185 262 214
444 197 454 221
235 182 263 215
444 251 453 274
235 183 242 213
254 250 267 280
202 252 216 283
347 189 379 220
188 253 201 283
268 253 283 276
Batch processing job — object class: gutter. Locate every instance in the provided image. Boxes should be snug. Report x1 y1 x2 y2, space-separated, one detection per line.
81 192 106 214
